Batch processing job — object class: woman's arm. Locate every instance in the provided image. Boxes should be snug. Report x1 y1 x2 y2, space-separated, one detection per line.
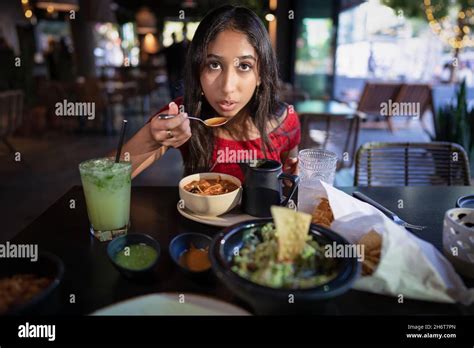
281 146 299 176
280 105 301 177
108 122 167 179
109 102 191 179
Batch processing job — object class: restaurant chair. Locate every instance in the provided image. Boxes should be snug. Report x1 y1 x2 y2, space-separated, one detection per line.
354 142 471 186
0 90 24 154
299 112 359 170
356 82 403 132
394 84 433 133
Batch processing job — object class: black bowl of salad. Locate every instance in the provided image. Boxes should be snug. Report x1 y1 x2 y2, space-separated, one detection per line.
210 218 360 314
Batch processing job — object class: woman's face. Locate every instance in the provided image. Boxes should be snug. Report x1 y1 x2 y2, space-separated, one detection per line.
200 30 260 118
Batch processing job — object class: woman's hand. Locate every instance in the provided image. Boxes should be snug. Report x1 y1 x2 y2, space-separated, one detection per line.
283 157 298 187
150 102 191 148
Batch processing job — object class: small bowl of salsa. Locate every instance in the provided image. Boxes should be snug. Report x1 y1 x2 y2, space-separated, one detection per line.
169 233 212 275
107 234 160 280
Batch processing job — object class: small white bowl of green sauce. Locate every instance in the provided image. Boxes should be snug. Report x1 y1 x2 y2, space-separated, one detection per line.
107 234 160 280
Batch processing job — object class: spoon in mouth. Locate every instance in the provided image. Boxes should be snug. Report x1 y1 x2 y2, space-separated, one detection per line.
158 114 229 127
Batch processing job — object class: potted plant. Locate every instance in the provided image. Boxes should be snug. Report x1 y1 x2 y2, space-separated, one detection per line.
432 80 474 174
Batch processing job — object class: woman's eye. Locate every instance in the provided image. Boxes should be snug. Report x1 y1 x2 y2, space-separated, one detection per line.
209 62 221 70
239 63 252 71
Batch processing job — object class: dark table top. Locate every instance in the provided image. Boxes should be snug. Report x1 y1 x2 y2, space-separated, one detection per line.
13 185 474 315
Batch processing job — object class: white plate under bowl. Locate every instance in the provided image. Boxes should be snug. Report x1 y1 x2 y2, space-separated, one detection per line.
91 293 250 316
177 200 262 227
177 199 297 227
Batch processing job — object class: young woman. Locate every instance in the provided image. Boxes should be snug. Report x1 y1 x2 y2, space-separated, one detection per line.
119 5 300 183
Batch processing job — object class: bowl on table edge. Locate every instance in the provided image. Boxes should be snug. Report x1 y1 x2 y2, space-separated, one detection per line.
0 252 64 315
209 219 360 314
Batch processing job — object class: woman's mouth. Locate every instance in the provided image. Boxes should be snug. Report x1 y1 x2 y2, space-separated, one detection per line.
217 101 237 112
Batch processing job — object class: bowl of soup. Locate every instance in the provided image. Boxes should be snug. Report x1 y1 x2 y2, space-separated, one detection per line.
178 173 242 216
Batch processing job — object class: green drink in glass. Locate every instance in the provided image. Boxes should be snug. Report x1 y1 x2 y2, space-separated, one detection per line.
79 158 131 241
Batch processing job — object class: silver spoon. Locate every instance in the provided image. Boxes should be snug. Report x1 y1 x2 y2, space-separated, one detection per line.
158 114 229 127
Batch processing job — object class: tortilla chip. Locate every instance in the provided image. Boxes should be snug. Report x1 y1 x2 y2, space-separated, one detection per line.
358 229 383 276
358 230 382 251
271 206 312 262
311 198 334 228
362 258 378 275
368 249 381 258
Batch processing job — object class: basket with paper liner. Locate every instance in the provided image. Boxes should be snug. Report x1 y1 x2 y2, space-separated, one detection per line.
307 180 474 305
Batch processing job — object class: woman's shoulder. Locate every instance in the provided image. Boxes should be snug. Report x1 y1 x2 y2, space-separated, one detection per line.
156 96 184 113
272 102 300 151
272 102 299 132
173 96 184 106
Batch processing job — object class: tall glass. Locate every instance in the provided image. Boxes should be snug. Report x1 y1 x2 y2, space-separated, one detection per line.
79 158 131 241
297 149 338 214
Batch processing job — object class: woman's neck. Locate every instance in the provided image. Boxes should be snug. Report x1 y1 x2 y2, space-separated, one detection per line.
215 109 259 141
212 107 285 141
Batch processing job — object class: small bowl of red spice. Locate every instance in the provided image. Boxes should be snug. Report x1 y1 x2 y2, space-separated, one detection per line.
169 233 212 275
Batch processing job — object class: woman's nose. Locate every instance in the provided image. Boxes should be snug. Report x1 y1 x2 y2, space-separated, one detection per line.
221 69 237 94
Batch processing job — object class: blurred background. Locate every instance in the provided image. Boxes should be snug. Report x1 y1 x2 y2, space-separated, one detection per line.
1 0 473 241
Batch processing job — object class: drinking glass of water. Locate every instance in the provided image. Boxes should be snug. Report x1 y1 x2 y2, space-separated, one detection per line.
297 149 338 213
